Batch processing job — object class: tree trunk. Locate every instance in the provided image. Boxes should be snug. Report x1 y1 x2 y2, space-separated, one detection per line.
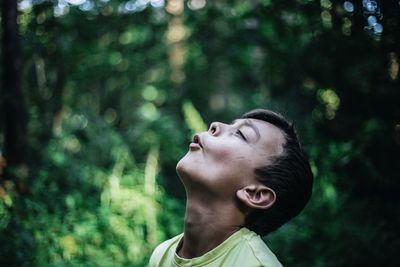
1 0 28 169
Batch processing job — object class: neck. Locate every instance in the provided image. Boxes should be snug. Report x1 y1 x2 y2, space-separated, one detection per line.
177 193 245 259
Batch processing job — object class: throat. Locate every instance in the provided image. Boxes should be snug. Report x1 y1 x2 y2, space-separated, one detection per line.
177 226 241 259
177 200 244 259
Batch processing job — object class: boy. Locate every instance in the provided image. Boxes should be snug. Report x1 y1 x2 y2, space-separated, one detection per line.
150 109 313 267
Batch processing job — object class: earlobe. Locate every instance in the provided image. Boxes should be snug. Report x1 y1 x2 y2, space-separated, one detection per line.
236 185 276 210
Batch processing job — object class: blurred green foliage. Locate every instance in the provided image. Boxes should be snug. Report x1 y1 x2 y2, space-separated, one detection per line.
1 0 399 266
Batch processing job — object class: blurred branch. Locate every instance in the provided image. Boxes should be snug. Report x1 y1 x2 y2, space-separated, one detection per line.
183 101 207 135
144 145 159 246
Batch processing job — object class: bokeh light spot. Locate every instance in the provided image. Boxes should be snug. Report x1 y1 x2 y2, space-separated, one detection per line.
139 103 159 121
104 108 117 124
109 52 122 65
364 0 378 13
67 0 85 5
150 0 165 8
367 15 377 26
342 17 352 36
373 23 383 33
142 86 159 101
63 135 81 153
166 0 184 15
320 0 332 10
79 0 94 11
119 31 134 44
188 0 206 10
166 21 188 43
343 1 354 12
321 11 332 28
317 88 340 120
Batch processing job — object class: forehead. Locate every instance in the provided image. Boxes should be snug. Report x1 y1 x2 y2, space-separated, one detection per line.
233 118 285 155
232 118 283 136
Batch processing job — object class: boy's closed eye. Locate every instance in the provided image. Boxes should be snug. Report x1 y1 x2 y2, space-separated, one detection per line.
235 129 247 141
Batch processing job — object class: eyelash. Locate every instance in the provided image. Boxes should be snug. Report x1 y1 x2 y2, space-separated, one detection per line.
236 130 247 141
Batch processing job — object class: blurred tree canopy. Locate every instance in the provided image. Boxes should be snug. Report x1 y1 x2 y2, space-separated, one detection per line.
0 0 399 266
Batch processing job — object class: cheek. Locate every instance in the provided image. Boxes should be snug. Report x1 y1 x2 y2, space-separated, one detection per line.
205 141 254 171
206 142 236 162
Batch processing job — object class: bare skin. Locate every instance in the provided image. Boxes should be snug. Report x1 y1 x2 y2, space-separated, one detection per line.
177 190 245 258
176 119 285 259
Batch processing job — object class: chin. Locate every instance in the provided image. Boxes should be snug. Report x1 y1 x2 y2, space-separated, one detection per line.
176 153 201 186
176 157 185 174
176 153 190 177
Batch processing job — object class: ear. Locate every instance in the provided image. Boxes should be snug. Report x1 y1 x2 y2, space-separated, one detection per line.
236 185 276 210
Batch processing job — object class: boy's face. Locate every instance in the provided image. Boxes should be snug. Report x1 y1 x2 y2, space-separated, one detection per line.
176 118 285 198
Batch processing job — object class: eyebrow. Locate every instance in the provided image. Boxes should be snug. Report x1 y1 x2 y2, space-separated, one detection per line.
232 119 261 140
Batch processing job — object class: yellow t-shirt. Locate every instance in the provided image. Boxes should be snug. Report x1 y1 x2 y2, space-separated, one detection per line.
149 227 283 267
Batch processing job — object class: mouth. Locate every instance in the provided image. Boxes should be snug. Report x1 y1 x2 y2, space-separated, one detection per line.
190 134 203 149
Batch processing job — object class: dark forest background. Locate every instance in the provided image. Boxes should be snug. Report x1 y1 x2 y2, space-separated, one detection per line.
1 0 399 266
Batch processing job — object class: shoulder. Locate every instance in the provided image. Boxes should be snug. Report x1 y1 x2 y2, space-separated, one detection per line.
149 233 183 267
241 229 283 267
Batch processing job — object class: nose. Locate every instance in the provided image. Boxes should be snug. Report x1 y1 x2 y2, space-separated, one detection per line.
208 122 227 136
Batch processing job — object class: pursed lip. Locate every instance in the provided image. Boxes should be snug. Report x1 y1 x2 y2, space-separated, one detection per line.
191 134 203 148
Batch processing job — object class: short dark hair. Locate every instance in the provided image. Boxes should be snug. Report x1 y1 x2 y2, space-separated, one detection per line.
242 109 313 236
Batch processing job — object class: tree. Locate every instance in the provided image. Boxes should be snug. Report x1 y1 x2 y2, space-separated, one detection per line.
1 0 28 171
